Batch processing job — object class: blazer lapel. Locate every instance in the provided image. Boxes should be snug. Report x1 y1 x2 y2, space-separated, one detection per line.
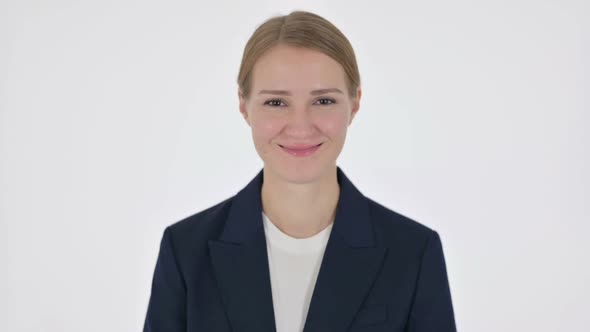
302 167 387 332
209 166 388 332
208 168 276 332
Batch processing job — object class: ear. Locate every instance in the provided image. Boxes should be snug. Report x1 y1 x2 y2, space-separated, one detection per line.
238 88 250 126
349 86 362 125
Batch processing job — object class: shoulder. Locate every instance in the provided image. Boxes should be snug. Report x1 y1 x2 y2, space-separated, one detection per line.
365 196 440 253
163 196 234 256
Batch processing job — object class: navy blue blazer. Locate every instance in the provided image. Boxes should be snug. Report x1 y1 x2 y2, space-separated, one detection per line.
143 166 456 332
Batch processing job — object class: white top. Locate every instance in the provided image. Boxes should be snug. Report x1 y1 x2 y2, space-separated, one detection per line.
262 211 334 332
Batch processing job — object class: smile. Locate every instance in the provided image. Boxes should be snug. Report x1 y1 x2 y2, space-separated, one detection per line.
279 143 323 157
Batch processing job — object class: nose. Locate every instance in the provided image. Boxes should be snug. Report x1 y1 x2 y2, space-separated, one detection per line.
285 105 316 133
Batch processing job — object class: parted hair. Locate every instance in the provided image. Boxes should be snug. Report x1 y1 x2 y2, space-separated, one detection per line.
237 10 361 100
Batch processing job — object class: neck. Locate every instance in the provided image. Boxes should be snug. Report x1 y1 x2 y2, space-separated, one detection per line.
261 166 340 239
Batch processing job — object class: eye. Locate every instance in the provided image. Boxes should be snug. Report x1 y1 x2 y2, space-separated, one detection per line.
263 99 286 107
315 98 336 105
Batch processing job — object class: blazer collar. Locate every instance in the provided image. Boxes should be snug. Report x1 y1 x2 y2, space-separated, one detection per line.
208 165 387 332
219 165 376 247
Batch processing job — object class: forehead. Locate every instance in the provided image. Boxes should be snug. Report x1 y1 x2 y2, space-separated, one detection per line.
251 45 347 92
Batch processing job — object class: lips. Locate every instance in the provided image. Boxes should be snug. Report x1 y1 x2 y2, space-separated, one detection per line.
278 143 323 157
279 143 323 150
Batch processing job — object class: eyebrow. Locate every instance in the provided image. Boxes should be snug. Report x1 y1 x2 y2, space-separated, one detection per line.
257 88 344 96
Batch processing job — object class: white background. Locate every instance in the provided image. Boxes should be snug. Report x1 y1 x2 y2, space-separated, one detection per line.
1 0 588 331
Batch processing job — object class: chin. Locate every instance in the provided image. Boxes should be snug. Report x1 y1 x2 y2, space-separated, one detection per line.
266 161 334 185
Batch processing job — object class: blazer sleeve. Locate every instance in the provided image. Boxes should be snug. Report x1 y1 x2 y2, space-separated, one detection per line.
405 230 457 332
143 227 187 332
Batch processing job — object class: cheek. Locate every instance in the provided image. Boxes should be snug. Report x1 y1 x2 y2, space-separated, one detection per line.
251 115 283 141
317 112 349 138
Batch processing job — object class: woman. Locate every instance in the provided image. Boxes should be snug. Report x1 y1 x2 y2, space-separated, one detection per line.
143 10 456 332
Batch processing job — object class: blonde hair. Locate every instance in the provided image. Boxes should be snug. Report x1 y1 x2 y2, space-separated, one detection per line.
237 10 361 100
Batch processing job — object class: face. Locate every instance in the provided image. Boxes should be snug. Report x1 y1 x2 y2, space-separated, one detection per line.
238 44 361 184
